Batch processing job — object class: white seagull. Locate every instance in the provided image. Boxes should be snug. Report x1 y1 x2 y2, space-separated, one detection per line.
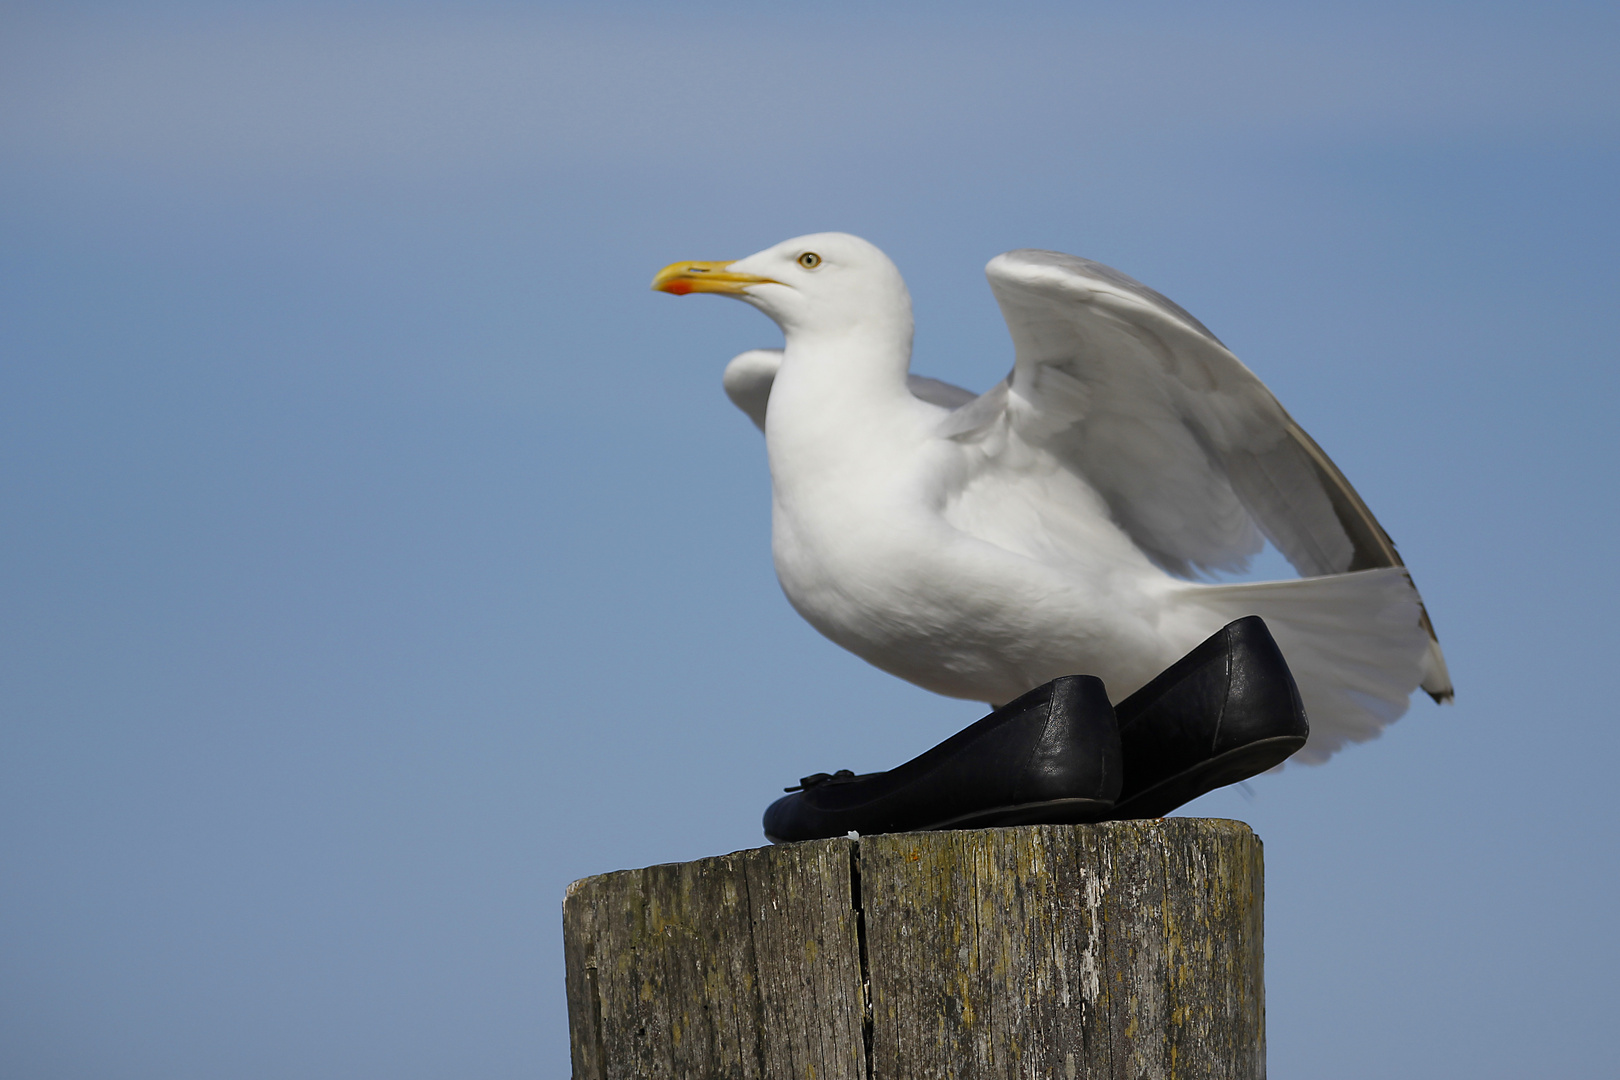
654 233 1451 763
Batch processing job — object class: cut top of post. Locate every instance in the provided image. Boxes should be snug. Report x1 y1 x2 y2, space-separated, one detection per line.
563 819 1264 1080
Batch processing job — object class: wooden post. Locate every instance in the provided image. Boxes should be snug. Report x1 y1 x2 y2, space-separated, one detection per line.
563 819 1264 1079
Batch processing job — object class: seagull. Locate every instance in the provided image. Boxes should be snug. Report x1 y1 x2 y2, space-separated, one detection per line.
653 233 1451 763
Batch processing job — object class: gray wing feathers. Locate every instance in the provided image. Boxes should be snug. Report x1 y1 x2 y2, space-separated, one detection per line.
906 374 978 411
985 249 1452 701
722 349 781 431
722 348 980 431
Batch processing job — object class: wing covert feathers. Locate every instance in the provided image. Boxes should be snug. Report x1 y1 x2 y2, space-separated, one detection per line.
984 249 1452 704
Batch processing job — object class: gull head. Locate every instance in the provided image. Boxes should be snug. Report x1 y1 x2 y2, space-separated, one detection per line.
652 232 912 342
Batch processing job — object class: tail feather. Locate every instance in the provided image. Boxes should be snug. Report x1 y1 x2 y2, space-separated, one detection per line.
1176 567 1430 764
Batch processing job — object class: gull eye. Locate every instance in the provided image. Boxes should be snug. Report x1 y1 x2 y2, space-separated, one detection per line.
798 252 822 269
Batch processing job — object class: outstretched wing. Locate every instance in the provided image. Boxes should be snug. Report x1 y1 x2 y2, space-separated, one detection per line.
975 249 1452 700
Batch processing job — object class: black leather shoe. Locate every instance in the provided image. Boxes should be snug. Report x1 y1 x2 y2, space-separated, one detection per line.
1107 616 1309 820
763 675 1122 843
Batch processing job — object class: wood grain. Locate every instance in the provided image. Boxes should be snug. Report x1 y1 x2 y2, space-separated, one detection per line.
563 838 866 1080
563 820 1264 1079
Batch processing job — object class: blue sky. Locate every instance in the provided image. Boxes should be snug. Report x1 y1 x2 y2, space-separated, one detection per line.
2 3 1617 1077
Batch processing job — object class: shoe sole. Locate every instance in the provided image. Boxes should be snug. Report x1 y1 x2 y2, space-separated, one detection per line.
1107 735 1307 821
926 796 1116 831
764 796 1115 843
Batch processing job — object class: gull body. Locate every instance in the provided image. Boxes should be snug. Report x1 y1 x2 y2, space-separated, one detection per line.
654 233 1451 762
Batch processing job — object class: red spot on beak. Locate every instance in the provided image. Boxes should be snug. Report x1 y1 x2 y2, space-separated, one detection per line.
666 281 693 296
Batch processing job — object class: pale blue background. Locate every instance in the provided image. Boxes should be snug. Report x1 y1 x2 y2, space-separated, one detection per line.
2 3 1616 1077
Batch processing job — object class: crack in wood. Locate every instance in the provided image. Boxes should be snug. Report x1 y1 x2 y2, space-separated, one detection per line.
563 821 1264 1079
849 840 875 1080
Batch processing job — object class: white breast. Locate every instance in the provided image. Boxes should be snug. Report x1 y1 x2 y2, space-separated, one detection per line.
763 347 1177 703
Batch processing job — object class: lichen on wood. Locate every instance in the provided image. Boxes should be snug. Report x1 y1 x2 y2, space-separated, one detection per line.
563 819 1264 1079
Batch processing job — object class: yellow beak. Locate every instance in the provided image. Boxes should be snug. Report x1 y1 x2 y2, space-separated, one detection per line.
651 260 780 296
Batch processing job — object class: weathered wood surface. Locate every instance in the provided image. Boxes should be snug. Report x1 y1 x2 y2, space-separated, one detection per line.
563 819 1264 1079
562 839 866 1080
